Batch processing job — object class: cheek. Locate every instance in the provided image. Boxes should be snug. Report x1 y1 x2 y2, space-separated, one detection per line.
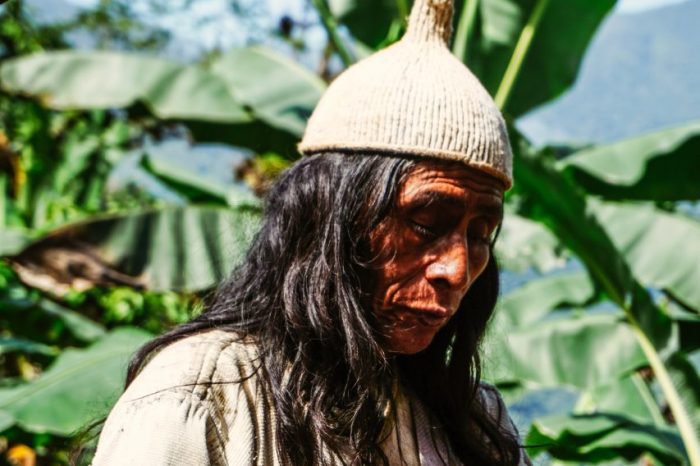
469 245 490 279
369 230 426 305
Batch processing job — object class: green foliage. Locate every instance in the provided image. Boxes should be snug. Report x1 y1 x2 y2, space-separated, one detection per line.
487 312 647 389
526 413 687 464
494 271 595 328
20 205 260 291
466 0 617 116
594 201 700 308
495 212 566 272
0 0 66 59
328 0 403 49
0 0 699 464
0 328 152 435
560 121 700 201
209 46 326 136
0 51 251 123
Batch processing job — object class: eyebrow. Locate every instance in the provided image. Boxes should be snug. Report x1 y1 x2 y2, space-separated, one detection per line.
405 191 504 219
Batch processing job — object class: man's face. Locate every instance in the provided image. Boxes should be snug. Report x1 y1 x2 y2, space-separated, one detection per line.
368 162 504 354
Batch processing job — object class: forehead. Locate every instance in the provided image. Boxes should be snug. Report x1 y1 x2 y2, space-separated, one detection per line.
399 161 505 205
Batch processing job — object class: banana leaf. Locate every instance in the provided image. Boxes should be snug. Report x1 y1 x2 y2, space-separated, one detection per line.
9 206 261 293
526 413 686 464
0 327 151 436
561 121 700 201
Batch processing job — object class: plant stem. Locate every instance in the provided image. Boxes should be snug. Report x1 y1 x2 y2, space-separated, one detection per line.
627 316 700 465
588 248 700 463
452 0 479 63
310 0 354 68
495 0 550 110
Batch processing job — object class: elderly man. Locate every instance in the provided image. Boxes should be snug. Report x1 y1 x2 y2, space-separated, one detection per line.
91 0 531 464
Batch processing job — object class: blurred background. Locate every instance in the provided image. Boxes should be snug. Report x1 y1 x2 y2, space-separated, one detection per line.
0 0 699 464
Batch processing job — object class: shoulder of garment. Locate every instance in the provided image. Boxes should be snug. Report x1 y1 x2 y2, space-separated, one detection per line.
92 330 531 466
91 329 272 466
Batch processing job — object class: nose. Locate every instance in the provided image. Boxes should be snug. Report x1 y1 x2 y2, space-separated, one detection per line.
425 234 470 292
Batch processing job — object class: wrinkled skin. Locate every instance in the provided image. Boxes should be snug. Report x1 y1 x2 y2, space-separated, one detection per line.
369 162 505 354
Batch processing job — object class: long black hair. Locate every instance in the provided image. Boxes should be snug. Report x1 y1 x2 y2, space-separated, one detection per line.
125 152 521 465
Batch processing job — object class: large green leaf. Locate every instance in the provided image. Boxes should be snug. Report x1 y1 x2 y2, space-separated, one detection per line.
39 299 107 342
486 312 647 389
526 413 686 464
0 337 58 357
0 412 13 432
0 228 32 256
0 327 151 436
560 121 700 201
141 153 259 208
0 50 305 155
594 201 700 310
210 46 326 137
582 374 665 426
0 51 250 123
471 0 616 116
514 145 671 347
327 0 615 115
0 298 106 343
12 206 261 292
494 212 565 272
514 140 700 462
495 271 595 329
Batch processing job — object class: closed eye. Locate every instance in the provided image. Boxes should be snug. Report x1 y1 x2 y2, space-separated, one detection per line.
409 219 438 239
468 217 500 245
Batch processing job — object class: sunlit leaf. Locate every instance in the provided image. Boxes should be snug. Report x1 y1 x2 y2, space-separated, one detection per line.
210 46 326 136
11 206 261 292
514 140 700 461
526 413 686 464
582 374 665 426
0 411 13 432
594 201 700 310
495 271 595 329
486 312 647 389
0 228 32 256
495 213 565 272
0 328 151 436
139 144 259 208
560 121 700 201
513 143 672 347
0 51 250 123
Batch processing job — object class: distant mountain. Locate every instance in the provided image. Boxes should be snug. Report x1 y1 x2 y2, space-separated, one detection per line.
518 0 700 146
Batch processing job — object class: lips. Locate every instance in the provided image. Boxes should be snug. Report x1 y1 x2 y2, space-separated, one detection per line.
388 305 451 328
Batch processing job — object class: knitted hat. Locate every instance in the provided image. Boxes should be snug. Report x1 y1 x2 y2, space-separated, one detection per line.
298 0 513 189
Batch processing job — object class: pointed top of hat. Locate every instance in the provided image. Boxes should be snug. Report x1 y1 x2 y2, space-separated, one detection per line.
298 0 513 189
404 0 454 45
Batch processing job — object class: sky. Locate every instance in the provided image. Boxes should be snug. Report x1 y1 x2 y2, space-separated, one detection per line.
617 0 689 11
43 0 692 59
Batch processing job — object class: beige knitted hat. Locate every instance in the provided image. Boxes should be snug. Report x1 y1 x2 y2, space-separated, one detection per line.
298 0 513 188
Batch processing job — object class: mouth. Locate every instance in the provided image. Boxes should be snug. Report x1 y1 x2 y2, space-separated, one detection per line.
391 306 451 328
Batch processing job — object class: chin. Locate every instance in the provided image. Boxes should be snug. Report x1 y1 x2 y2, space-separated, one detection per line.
386 331 437 355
